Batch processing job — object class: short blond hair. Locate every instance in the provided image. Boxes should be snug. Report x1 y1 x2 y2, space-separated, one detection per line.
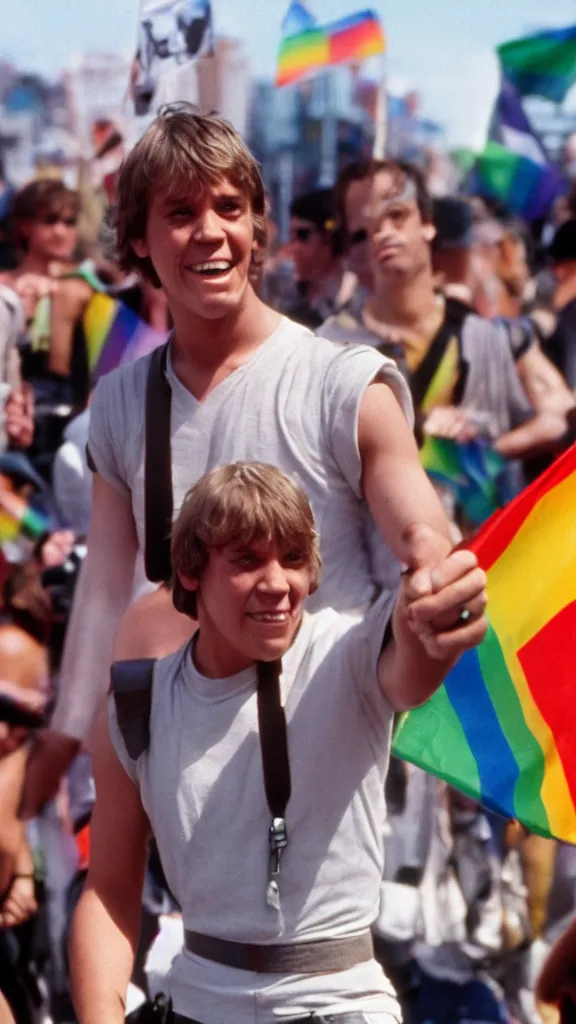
171 463 321 617
116 103 267 283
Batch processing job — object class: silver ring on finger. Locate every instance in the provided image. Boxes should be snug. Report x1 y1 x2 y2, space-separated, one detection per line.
458 607 472 625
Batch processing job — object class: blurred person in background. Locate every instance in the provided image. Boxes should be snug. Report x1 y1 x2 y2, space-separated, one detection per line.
333 159 374 296
280 187 349 329
321 161 573 461
546 220 576 391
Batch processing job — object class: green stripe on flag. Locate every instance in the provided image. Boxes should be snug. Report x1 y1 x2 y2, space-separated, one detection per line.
478 626 550 834
393 684 481 799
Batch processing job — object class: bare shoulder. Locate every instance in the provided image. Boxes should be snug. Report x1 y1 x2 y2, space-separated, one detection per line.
358 380 416 453
113 586 194 662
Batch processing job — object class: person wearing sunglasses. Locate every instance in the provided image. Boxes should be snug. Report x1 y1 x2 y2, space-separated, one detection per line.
279 189 349 330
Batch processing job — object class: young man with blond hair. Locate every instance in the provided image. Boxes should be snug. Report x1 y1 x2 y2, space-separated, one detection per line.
70 462 487 1024
21 104 467 817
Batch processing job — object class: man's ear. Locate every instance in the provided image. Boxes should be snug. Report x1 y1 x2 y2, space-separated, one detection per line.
176 570 198 593
131 237 149 259
422 223 437 244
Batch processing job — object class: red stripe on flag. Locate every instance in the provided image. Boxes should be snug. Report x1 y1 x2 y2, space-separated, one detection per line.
328 20 382 62
517 600 576 809
470 443 576 572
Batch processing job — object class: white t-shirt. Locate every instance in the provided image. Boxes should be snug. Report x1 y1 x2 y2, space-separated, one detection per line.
109 595 400 1023
88 317 413 615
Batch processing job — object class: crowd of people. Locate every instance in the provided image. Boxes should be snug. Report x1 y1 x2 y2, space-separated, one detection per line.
0 103 576 1024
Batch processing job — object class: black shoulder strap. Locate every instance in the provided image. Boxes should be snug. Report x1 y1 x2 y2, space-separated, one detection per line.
109 652 291 814
145 342 174 583
110 658 156 761
256 660 291 820
410 298 470 412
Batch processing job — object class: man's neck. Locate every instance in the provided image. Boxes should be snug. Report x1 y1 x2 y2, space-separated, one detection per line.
170 287 282 400
368 267 439 336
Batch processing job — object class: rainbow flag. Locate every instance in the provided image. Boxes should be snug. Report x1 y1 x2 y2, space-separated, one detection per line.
497 24 576 104
276 9 385 87
420 436 511 527
82 293 167 383
0 490 48 545
394 442 576 843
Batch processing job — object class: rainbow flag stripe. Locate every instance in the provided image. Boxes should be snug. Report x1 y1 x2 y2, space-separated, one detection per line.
0 497 47 545
420 436 510 527
276 9 385 87
394 442 576 843
82 293 167 382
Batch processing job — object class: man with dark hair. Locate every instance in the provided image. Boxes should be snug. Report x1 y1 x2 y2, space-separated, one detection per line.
321 163 573 457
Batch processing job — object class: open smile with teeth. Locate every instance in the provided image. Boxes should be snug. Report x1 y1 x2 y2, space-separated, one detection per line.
248 612 290 624
189 260 234 276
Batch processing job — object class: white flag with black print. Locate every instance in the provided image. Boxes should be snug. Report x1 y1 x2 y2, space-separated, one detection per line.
132 0 214 116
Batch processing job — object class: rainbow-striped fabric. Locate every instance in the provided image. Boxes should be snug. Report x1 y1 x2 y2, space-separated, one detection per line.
83 292 167 382
0 490 47 546
276 9 385 87
394 442 576 843
420 436 509 527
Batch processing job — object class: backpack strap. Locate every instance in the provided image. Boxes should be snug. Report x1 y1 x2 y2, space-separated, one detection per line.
144 342 174 583
410 297 470 414
110 658 156 761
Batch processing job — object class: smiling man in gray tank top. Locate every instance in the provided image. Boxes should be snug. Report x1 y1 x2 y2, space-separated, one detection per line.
22 106 462 818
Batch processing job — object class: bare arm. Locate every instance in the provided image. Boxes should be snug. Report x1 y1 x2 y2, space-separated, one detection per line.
70 709 150 1024
516 345 575 417
494 411 570 459
358 382 453 569
52 474 138 741
0 744 28 896
49 279 93 378
20 476 138 818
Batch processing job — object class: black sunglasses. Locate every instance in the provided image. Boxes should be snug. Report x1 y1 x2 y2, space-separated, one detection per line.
349 228 368 247
291 227 316 243
40 213 77 228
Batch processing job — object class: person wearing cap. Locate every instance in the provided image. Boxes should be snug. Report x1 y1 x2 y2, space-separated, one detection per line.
546 219 576 391
431 196 476 310
280 189 349 330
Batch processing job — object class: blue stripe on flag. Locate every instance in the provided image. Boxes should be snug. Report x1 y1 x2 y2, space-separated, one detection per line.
444 648 519 816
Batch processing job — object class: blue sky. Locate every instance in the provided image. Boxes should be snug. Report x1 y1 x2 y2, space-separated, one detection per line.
2 0 576 147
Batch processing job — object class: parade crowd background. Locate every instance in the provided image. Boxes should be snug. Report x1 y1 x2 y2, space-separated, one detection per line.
2 2 576 1023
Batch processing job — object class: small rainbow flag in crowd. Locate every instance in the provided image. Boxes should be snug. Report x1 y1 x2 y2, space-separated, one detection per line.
420 436 511 526
82 292 167 383
394 442 576 843
0 489 48 546
276 7 385 87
